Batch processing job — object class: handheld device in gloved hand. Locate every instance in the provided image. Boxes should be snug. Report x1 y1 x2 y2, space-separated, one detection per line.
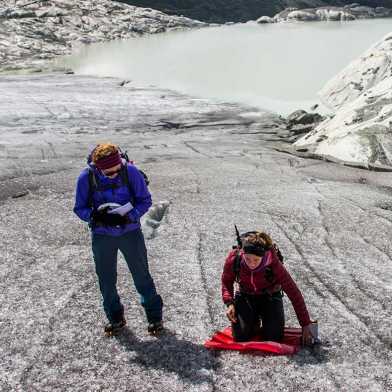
91 206 129 226
302 320 320 346
102 211 129 226
91 207 109 226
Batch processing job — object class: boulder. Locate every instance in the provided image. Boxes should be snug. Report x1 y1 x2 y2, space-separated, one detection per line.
287 10 319 21
349 6 376 18
288 124 315 135
256 16 274 24
340 11 356 20
5 9 36 19
315 8 341 20
35 6 66 18
375 7 391 16
287 110 307 123
287 110 323 125
325 10 342 20
273 8 298 22
344 3 360 8
295 112 323 125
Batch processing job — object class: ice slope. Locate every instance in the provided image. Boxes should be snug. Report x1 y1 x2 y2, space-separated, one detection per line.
0 74 391 391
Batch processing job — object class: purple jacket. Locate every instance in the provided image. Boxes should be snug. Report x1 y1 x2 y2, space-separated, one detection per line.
73 162 152 236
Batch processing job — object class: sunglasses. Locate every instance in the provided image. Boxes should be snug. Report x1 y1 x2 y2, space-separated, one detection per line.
103 167 122 177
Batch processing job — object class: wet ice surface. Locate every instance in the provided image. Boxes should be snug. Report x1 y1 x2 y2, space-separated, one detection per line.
0 74 391 391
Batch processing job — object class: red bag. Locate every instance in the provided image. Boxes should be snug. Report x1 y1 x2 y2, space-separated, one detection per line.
204 327 302 355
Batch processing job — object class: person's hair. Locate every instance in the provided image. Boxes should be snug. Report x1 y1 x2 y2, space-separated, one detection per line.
92 143 119 163
243 231 273 249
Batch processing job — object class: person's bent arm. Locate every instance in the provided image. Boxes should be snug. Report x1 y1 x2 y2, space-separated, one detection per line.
222 250 238 323
221 250 237 306
273 256 311 327
73 170 93 223
127 164 152 222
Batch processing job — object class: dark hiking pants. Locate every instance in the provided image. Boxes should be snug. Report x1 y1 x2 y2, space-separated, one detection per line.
91 228 163 324
232 292 285 342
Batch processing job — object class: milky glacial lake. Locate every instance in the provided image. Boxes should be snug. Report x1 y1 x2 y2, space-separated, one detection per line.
64 19 392 114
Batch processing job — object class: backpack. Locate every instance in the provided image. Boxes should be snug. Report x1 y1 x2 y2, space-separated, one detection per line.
86 146 149 208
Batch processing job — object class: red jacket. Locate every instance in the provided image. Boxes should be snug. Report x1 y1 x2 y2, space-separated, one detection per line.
221 248 311 327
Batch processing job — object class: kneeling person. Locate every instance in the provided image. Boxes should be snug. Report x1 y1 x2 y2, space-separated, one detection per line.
73 143 163 336
221 231 313 344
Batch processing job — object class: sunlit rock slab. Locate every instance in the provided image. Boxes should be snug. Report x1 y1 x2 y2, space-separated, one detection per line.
294 32 392 169
320 32 392 110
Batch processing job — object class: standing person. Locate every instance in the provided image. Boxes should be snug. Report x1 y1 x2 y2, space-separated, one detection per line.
221 231 314 344
74 143 163 336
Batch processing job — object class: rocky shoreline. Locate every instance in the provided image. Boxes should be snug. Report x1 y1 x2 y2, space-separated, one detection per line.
257 4 392 23
0 0 205 72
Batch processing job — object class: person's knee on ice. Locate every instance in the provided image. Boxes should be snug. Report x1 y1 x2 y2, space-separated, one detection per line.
228 292 259 342
73 142 163 336
221 229 314 344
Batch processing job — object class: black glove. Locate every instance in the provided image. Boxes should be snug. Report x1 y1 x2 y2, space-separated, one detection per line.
91 207 128 227
100 212 128 227
91 208 108 226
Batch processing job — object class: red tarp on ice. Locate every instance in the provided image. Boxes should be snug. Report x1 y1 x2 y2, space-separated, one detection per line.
204 327 302 355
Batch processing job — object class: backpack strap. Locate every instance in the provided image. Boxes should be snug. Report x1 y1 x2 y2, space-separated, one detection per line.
265 244 284 283
120 164 130 188
268 244 285 297
264 266 274 283
233 250 241 283
119 164 136 205
87 164 134 208
139 169 149 186
87 168 97 208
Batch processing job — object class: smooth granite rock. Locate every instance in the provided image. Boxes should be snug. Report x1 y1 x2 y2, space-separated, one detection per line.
320 32 392 110
295 75 392 167
295 33 392 168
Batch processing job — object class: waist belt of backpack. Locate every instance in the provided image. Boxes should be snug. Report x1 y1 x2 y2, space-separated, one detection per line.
238 287 282 298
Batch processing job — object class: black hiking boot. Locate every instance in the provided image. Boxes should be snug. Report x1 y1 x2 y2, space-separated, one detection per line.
104 318 126 337
147 321 164 336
